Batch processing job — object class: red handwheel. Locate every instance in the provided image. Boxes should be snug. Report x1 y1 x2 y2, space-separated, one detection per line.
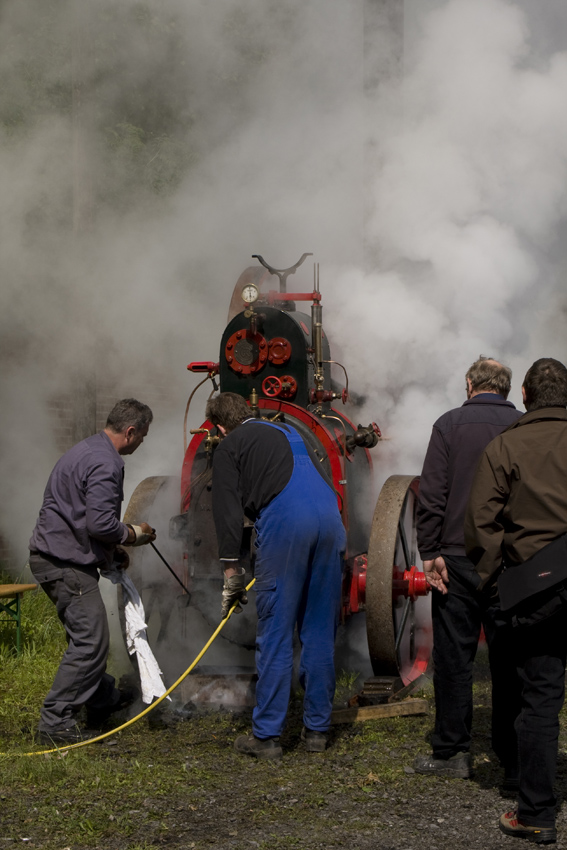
262 375 282 397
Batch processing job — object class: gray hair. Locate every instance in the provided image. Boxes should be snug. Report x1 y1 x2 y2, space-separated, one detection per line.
105 399 153 433
466 356 512 399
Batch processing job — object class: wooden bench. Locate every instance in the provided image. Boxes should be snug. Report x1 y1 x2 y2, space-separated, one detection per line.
0 584 37 656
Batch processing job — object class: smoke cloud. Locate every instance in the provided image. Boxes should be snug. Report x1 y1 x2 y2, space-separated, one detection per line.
326 0 567 480
1 0 567 680
0 0 366 561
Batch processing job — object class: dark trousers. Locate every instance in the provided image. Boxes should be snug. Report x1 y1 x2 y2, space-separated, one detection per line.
29 552 119 732
431 555 521 766
515 611 567 827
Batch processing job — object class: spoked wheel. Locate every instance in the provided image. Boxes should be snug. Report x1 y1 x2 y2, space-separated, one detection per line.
365 475 432 686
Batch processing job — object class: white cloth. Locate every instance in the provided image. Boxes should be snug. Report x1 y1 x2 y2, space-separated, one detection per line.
101 563 170 705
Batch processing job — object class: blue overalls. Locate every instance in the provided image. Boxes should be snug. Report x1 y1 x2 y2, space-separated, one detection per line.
249 420 347 739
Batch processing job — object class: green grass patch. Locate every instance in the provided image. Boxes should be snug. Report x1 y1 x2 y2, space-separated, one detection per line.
0 577 66 737
4 582 555 849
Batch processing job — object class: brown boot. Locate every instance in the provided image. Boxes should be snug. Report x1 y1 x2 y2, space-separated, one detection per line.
234 734 282 760
499 810 556 844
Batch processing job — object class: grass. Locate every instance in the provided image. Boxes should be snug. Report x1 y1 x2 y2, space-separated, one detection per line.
0 583 442 848
4 581 562 849
0 575 65 738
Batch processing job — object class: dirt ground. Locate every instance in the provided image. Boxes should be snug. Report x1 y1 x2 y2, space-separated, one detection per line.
5 664 567 850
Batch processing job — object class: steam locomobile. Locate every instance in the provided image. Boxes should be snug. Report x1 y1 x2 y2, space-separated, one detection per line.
122 254 431 703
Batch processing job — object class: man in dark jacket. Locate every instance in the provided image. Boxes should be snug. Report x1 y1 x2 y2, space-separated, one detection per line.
206 392 346 761
466 358 567 844
29 399 156 744
413 357 522 780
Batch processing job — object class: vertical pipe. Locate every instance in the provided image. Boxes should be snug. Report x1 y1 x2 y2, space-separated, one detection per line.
312 263 323 390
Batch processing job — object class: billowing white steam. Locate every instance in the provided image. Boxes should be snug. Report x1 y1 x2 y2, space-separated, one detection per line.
1 0 566 582
326 0 567 481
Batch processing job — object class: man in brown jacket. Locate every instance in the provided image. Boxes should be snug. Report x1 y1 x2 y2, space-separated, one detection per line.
465 357 567 845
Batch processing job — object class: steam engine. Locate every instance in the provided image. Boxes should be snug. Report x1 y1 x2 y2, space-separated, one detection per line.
124 254 431 701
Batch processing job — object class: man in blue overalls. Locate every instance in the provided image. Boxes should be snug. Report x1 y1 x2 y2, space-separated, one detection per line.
206 392 346 760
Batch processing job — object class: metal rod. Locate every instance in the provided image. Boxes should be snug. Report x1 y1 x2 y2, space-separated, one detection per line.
398 509 411 570
150 542 191 596
395 597 412 654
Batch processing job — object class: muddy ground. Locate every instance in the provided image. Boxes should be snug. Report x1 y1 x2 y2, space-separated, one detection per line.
4 664 567 850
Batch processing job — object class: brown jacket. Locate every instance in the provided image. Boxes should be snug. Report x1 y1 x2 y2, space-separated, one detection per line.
464 407 567 586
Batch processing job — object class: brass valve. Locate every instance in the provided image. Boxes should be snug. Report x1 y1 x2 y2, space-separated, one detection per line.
249 388 259 417
189 428 221 455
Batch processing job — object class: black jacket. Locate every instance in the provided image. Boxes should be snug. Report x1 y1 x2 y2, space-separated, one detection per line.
212 419 331 560
417 394 521 559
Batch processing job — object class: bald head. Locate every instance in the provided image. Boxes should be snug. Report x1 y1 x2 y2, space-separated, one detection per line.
465 356 512 399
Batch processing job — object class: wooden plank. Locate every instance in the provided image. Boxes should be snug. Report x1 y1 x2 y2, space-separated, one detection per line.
331 697 428 724
0 584 37 598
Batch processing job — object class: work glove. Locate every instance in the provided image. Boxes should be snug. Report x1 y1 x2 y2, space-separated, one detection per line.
113 546 130 571
221 568 248 619
126 522 156 546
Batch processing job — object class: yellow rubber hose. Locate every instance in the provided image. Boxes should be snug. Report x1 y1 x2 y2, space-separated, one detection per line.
2 578 255 758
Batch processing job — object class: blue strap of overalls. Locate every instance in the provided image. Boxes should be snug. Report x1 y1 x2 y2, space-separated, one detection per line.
242 418 309 456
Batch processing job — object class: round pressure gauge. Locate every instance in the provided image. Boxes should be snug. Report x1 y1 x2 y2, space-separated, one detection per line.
241 283 259 304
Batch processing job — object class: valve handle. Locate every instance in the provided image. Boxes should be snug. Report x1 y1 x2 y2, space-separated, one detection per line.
262 375 283 397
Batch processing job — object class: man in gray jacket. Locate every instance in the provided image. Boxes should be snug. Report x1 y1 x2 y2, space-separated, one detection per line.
413 357 521 781
29 398 156 744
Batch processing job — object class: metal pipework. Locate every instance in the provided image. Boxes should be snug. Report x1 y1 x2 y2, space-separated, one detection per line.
189 427 221 455
311 263 324 392
345 423 382 453
320 412 348 458
249 388 259 417
244 306 259 336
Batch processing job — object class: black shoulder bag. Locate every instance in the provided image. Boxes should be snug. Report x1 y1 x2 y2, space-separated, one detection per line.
497 534 567 628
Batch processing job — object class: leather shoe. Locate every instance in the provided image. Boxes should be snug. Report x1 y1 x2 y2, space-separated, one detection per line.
301 726 328 752
38 724 96 746
499 810 556 843
234 734 282 760
413 751 473 779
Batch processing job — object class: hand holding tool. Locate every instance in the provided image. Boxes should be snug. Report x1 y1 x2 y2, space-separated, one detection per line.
127 522 157 546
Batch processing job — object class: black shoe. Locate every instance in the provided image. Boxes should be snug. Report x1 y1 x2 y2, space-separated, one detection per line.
500 810 557 843
301 726 328 752
413 751 473 779
86 686 138 729
234 734 282 761
38 725 96 746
